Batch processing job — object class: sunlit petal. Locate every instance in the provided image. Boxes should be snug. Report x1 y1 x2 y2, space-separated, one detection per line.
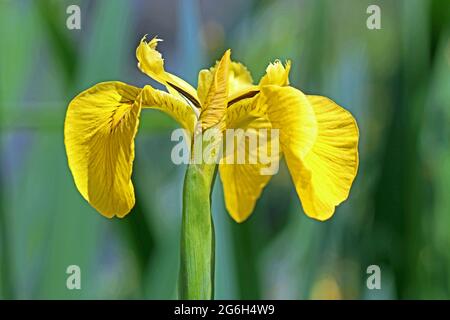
259 60 291 86
198 60 254 106
198 49 231 132
136 35 200 107
297 95 359 220
228 62 254 95
262 86 359 220
64 82 142 218
261 86 318 159
140 85 197 134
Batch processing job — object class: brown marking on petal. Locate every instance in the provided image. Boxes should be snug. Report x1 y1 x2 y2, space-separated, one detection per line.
227 90 260 107
167 81 202 109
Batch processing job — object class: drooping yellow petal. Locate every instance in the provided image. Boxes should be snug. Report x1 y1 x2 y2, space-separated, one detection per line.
136 35 200 107
259 60 291 86
261 86 318 159
220 161 272 223
198 49 231 132
219 95 279 222
296 95 359 220
140 85 197 134
261 86 359 220
197 60 254 107
64 82 142 218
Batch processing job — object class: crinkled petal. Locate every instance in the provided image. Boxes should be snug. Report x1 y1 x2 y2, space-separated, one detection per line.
259 60 291 86
296 95 359 220
136 35 200 107
64 82 142 218
198 50 231 132
261 86 359 220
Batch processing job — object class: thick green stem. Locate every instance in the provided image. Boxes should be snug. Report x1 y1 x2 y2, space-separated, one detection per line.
179 161 217 299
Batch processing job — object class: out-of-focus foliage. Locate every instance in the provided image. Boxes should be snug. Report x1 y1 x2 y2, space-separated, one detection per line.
0 0 449 299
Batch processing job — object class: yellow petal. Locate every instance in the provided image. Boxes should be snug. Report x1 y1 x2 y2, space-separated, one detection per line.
225 95 268 129
140 85 197 134
64 82 142 218
136 35 200 107
197 60 254 106
198 49 231 132
219 162 272 222
296 95 359 220
197 68 213 106
219 96 278 222
228 61 253 96
261 86 318 159
262 86 359 220
259 60 291 86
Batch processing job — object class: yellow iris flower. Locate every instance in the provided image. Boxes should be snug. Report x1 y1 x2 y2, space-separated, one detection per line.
64 36 359 223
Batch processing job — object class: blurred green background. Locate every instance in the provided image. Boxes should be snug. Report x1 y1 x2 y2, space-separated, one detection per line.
1 0 449 299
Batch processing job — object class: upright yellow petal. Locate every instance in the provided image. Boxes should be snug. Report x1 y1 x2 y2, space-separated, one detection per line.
262 86 359 220
140 85 197 134
197 60 254 107
259 60 291 86
136 36 200 107
197 68 213 107
64 82 142 218
219 95 278 222
198 49 231 132
228 62 254 95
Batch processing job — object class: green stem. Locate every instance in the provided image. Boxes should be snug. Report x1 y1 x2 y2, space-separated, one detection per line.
179 161 217 299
